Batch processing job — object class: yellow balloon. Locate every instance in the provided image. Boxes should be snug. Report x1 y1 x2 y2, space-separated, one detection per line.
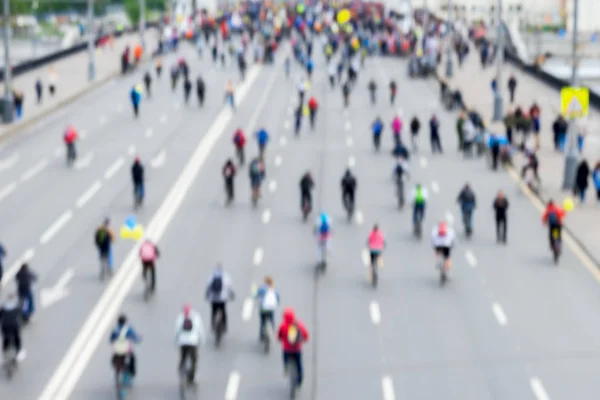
132 225 144 240
563 197 575 212
120 226 133 239
337 9 350 24
303 105 309 116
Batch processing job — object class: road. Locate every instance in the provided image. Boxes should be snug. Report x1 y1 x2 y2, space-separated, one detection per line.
1 37 600 400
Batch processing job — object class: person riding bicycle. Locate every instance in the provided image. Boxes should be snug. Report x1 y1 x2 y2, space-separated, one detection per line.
109 314 142 378
431 221 456 269
175 304 205 386
411 184 428 228
255 128 269 158
372 116 384 149
308 96 318 128
255 276 280 341
131 157 145 205
232 128 246 164
248 157 266 198
542 200 566 248
456 183 477 231
278 307 309 389
299 171 314 212
205 264 234 334
315 212 332 261
367 224 386 267
222 158 237 201
341 169 357 212
139 239 159 293
63 125 78 163
0 291 25 362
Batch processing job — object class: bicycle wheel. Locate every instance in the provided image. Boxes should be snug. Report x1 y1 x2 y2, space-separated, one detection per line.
371 263 378 289
215 311 223 347
288 359 298 399
179 366 187 399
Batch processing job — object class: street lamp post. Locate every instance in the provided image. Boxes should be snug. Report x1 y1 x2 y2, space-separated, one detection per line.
2 0 13 123
87 0 95 81
445 0 453 78
562 0 580 190
140 0 146 53
492 0 504 121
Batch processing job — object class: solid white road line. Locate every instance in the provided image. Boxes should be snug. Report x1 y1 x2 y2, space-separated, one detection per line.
40 210 73 245
225 371 241 400
419 156 428 168
21 159 48 181
361 249 370 267
274 155 282 166
37 63 265 400
382 376 396 400
492 303 508 326
76 181 102 208
355 210 364 225
0 154 19 171
0 182 17 203
104 157 125 180
280 136 287 146
127 145 136 156
465 250 477 268
242 298 253 321
268 180 277 192
370 301 381 325
145 128 153 138
530 377 551 400
0 248 35 289
346 136 354 147
348 156 356 167
253 247 264 266
431 181 440 193
262 209 271 224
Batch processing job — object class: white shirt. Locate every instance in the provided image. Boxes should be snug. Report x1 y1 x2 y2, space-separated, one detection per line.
297 80 306 93
431 227 455 247
463 119 476 142
175 310 206 346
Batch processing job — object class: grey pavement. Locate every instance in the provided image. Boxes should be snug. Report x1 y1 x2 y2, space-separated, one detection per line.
438 48 600 266
2 33 600 400
0 28 156 135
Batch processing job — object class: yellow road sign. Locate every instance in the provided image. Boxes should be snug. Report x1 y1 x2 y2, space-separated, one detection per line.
561 87 589 118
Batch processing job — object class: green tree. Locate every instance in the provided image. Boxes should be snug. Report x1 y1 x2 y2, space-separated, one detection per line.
124 0 141 26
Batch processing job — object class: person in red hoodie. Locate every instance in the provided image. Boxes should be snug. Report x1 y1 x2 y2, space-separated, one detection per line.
308 96 318 129
542 199 566 248
63 125 78 164
278 307 309 388
232 128 246 165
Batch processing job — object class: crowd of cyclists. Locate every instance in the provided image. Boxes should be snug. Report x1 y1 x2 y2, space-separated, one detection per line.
0 2 571 397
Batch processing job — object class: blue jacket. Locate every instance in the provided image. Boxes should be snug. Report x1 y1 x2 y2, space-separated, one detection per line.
256 129 269 145
372 121 383 135
130 88 141 105
0 243 5 266
593 170 600 189
110 323 142 343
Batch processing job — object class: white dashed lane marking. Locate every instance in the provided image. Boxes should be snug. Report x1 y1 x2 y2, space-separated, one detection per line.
492 303 508 326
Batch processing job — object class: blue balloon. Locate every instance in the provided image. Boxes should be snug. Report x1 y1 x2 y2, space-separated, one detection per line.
558 28 566 38
125 215 137 229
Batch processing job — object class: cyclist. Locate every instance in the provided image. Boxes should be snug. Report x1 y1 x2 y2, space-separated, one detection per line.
389 80 397 104
394 158 409 206
95 218 114 275
277 308 309 389
299 171 315 213
232 128 246 165
542 200 566 249
341 169 357 213
255 276 280 341
456 183 476 233
410 184 428 229
248 157 266 201
131 157 145 206
255 128 269 159
63 125 78 164
175 304 205 386
109 314 142 379
431 221 456 271
205 264 234 334
315 212 332 264
0 291 25 362
368 79 377 104
372 116 384 150
367 224 386 268
391 115 402 147
222 158 236 202
139 239 159 293
308 96 318 129
16 263 37 323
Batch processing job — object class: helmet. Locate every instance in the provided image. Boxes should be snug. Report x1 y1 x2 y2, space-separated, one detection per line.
283 307 295 323
183 304 191 317
117 314 127 326
438 221 448 236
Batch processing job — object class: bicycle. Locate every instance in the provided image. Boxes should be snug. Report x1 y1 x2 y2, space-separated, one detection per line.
413 209 423 238
396 179 404 209
66 143 76 166
317 238 328 273
343 193 354 222
286 356 299 399
2 343 17 379
260 315 273 354
236 146 245 165
369 252 382 289
251 185 260 208
551 226 561 264
462 209 473 238
214 309 225 348
178 351 197 399
142 263 154 301
301 197 311 222
114 357 132 400
437 253 450 286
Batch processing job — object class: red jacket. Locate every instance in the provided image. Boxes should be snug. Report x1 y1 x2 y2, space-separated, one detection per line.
233 130 246 148
308 97 318 110
542 204 565 225
64 127 77 144
278 308 309 353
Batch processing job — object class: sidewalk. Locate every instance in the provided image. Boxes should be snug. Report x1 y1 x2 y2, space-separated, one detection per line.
1 29 157 137
437 50 600 264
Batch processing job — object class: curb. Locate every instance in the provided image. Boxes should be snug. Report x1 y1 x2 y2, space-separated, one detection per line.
431 68 600 269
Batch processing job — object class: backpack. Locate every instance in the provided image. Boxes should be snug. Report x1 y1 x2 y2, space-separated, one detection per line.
262 288 278 310
210 275 223 295
140 242 156 262
95 228 108 247
319 219 330 235
287 323 302 346
182 316 193 332
251 161 260 175
112 325 130 355
547 211 559 226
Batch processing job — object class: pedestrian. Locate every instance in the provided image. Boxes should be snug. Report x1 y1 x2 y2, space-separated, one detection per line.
508 75 517 103
529 102 541 149
225 80 235 110
574 159 590 203
13 90 24 120
503 109 515 145
410 115 421 151
183 78 192 104
143 71 152 98
196 74 205 107
0 242 5 283
493 190 509 243
593 162 600 204
456 112 466 151
48 66 57 96
429 114 442 154
15 263 37 322
552 115 568 151
130 86 141 118
35 78 43 104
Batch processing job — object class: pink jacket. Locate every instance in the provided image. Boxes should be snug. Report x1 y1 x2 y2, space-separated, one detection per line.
392 117 402 134
368 230 385 251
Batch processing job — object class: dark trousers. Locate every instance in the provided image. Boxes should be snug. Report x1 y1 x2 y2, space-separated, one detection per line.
342 190 354 209
283 351 303 385
301 191 312 210
259 310 275 339
430 134 443 154
225 177 234 199
548 225 562 249
495 216 507 243
132 103 139 117
211 302 227 331
179 345 198 382
1 326 21 352
19 289 35 320
142 261 156 291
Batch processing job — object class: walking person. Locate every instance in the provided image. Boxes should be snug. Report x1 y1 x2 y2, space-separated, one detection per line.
35 78 43 104
410 115 420 151
493 190 509 243
508 75 517 103
196 74 205 107
574 159 590 203
429 114 443 154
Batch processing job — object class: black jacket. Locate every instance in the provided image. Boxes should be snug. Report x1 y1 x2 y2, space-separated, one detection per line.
0 298 21 329
341 174 357 192
131 162 144 184
16 266 36 296
300 175 314 193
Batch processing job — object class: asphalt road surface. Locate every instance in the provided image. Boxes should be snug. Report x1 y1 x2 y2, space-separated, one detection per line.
1 38 600 400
